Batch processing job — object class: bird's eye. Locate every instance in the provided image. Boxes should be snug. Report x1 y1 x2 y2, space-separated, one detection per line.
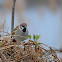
22 26 24 27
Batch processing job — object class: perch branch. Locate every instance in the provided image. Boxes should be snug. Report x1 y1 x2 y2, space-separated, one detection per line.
11 0 16 33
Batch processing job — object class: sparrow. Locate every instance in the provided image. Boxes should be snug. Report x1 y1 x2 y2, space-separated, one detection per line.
11 23 28 42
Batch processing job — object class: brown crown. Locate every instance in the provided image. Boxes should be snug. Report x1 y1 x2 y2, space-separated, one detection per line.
20 23 27 26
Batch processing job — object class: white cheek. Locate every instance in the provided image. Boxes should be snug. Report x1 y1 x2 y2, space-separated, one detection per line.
21 27 24 30
19 26 21 30
19 26 24 30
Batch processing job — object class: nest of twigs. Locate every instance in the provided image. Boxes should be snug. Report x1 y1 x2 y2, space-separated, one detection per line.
0 36 62 62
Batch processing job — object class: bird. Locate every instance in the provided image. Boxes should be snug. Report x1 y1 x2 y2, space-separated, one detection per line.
11 23 28 42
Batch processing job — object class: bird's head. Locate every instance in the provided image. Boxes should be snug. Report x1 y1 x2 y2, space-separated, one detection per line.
18 23 27 32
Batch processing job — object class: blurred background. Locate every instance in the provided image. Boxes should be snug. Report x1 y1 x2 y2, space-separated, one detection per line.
0 0 62 50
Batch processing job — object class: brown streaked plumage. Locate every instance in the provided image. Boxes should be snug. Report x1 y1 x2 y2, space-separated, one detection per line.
13 26 18 31
11 26 18 35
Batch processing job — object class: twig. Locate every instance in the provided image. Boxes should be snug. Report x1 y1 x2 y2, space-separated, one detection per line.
11 0 16 33
0 31 10 35
0 45 15 51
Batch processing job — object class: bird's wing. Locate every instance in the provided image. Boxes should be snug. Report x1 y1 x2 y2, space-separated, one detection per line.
11 26 19 35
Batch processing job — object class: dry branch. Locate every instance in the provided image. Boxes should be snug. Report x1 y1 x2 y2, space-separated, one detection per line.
11 0 16 33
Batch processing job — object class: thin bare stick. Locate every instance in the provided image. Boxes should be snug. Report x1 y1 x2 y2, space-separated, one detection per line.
3 19 6 36
0 31 10 35
11 0 16 33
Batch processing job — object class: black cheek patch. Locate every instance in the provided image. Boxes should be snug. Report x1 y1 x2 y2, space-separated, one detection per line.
23 28 26 32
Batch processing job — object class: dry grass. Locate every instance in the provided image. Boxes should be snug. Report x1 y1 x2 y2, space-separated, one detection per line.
0 36 62 62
